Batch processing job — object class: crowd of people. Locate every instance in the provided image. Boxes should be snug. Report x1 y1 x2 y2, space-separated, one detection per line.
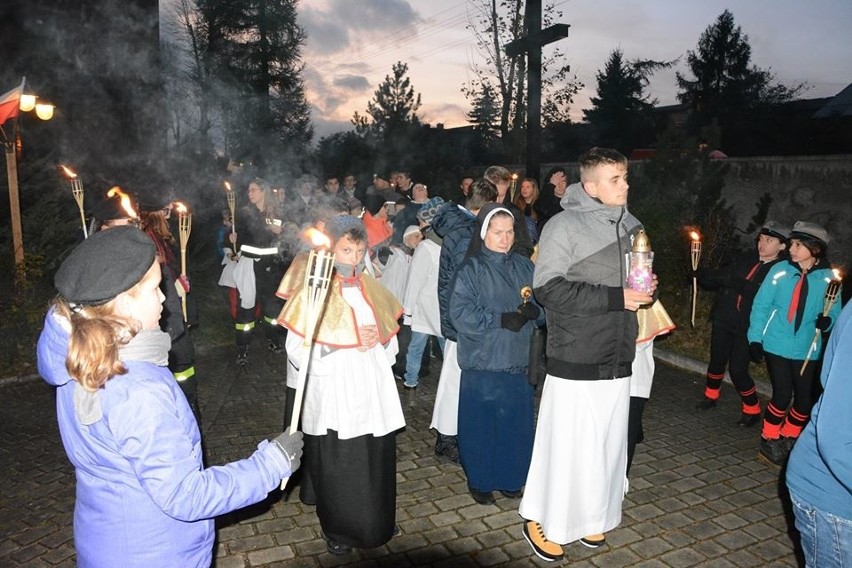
35 148 847 565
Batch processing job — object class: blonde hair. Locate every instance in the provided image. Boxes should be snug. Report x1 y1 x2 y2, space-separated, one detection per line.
249 177 277 219
54 265 156 391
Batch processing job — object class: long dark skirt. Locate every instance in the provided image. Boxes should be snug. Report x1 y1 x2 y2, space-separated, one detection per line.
457 369 534 492
305 430 397 549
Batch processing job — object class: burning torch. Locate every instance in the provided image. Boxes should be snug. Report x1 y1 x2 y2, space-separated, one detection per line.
60 165 88 238
689 230 702 327
106 186 139 223
175 202 192 322
800 269 842 374
224 181 236 255
282 229 336 489
510 173 519 202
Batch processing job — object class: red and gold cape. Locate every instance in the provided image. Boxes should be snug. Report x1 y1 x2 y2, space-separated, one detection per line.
276 252 403 348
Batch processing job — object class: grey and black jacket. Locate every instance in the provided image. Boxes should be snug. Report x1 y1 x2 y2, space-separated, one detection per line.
533 182 643 380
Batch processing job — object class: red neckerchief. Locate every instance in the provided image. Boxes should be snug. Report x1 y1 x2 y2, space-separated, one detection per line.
736 262 762 311
786 266 809 332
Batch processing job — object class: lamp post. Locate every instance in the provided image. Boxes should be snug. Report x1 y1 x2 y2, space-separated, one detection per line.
1 77 54 267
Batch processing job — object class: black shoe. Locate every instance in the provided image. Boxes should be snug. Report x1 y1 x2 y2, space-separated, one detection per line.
470 489 496 505
778 436 797 456
322 533 352 556
737 413 761 427
695 398 717 410
500 489 524 499
435 434 460 464
758 438 788 467
267 340 284 354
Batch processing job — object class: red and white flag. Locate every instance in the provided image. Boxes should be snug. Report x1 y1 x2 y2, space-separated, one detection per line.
0 78 26 127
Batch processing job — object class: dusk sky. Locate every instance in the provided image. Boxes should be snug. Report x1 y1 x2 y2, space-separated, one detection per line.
299 0 852 141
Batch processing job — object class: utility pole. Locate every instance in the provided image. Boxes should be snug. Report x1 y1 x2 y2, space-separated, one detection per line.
505 0 569 183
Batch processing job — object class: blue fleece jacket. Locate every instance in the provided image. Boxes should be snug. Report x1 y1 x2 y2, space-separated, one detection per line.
786 300 852 519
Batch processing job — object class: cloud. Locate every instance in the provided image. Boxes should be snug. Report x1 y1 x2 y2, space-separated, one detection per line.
302 0 421 58
420 101 467 128
333 75 370 91
300 6 350 55
311 114 355 142
329 0 421 31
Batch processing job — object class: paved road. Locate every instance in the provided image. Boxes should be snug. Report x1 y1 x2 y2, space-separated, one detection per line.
1 338 802 567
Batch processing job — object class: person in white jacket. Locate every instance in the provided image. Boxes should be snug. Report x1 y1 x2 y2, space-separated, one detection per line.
402 197 446 388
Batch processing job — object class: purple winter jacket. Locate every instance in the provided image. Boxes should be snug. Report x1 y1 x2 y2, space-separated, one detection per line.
37 310 290 567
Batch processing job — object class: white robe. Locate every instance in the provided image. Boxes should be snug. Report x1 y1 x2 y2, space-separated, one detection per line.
430 340 460 435
286 287 405 439
629 340 655 399
519 375 630 545
403 239 442 336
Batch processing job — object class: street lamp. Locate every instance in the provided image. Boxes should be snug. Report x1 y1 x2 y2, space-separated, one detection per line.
1 77 54 267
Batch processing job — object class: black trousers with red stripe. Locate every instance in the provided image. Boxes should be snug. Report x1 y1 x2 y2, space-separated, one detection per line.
763 352 820 437
705 325 756 399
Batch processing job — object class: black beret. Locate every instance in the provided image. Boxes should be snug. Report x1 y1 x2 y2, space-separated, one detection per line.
55 226 156 305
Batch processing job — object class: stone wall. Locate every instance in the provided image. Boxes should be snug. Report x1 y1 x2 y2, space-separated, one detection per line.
540 155 852 270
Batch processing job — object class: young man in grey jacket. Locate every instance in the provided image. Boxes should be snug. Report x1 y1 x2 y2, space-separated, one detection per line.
519 147 653 562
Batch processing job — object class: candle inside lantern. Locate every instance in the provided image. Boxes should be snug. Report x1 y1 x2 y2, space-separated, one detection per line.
60 164 88 238
627 230 654 293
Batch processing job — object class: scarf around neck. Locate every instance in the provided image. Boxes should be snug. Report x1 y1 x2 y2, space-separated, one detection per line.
75 329 171 425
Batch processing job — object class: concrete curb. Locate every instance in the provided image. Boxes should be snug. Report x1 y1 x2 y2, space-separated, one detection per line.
654 346 773 399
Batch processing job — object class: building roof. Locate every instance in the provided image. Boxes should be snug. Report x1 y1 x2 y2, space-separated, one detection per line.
813 83 852 118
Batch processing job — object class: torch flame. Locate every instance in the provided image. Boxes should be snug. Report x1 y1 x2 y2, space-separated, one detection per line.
689 230 701 241
59 164 78 179
174 201 188 214
107 186 138 219
304 227 332 249
512 173 518 180
224 181 232 191
832 268 842 281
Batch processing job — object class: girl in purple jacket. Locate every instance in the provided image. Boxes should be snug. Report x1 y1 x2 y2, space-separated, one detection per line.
37 226 303 567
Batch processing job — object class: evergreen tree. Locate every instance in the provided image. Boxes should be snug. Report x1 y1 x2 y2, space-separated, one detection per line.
316 131 374 182
352 61 423 170
353 62 421 138
219 0 313 169
583 48 674 155
676 9 802 154
167 0 312 173
466 82 500 157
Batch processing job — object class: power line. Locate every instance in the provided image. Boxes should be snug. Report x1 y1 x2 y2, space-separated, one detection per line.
307 3 471 75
